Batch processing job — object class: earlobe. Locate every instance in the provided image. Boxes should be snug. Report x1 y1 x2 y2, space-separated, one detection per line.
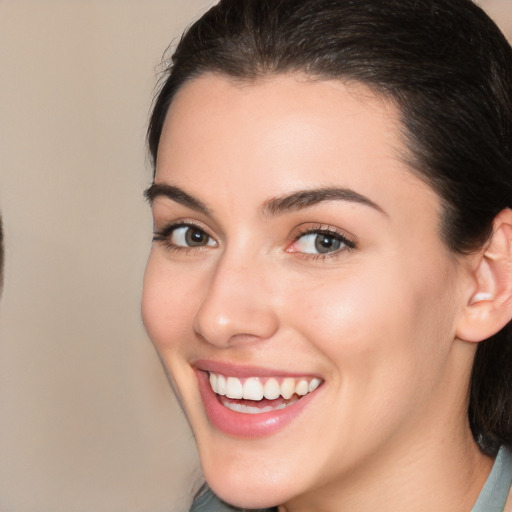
456 208 512 343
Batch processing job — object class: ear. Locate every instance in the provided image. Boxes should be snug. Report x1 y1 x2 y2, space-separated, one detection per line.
456 208 512 343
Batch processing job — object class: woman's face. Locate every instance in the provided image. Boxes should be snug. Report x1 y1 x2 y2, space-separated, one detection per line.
142 74 474 508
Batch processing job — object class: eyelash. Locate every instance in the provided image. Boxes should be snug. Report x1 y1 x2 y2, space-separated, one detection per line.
152 222 357 258
152 222 216 253
288 225 357 260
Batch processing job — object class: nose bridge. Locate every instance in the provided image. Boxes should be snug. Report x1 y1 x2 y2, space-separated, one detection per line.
193 249 279 347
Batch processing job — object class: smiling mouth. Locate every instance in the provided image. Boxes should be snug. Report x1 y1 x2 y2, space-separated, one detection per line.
208 372 322 414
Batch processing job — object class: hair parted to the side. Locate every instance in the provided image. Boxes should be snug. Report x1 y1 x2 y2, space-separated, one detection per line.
147 0 512 455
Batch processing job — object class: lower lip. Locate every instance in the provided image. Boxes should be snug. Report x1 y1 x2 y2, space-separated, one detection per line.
196 370 319 438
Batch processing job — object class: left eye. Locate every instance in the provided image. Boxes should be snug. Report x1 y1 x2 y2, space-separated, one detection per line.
292 231 352 255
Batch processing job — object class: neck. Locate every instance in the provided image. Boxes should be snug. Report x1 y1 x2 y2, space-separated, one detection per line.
279 425 493 512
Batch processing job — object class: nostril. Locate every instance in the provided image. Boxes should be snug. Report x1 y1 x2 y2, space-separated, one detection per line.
193 300 279 348
192 258 280 347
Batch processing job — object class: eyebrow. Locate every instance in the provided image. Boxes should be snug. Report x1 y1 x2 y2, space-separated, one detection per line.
144 183 210 215
144 183 386 217
263 187 386 216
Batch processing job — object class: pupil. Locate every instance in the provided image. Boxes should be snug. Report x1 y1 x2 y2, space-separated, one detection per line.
315 234 340 254
186 228 206 246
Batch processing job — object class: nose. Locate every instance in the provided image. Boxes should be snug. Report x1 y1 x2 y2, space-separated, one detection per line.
193 254 279 348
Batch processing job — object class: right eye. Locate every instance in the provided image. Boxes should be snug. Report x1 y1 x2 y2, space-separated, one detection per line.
171 225 216 247
153 224 217 250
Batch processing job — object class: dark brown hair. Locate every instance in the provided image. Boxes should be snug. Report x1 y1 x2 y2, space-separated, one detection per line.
148 0 512 455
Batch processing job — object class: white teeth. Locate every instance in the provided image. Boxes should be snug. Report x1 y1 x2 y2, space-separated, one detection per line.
263 378 280 400
281 378 295 400
208 372 322 402
243 378 264 400
225 377 243 399
217 374 226 396
223 401 291 414
295 379 309 396
309 378 321 392
209 372 217 391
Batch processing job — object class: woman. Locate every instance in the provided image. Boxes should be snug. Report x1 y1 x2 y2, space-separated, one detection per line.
142 0 512 510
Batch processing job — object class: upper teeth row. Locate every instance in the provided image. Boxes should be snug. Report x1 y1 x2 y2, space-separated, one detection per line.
209 372 321 401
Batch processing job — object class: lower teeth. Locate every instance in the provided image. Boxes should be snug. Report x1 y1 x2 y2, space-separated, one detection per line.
221 398 299 414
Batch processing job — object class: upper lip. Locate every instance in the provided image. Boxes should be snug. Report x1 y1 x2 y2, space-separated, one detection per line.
193 359 321 379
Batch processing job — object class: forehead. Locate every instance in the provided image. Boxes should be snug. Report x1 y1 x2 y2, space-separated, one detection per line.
159 73 402 169
155 73 440 222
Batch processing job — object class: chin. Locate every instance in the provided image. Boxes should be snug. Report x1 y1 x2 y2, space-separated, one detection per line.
206 473 288 510
199 447 299 509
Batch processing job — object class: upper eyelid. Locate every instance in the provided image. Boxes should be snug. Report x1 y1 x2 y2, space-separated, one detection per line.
292 224 357 245
154 219 213 234
150 201 223 236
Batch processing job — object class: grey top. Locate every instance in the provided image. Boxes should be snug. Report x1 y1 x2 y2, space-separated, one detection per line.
190 489 274 512
190 445 512 512
472 445 512 512
190 488 275 512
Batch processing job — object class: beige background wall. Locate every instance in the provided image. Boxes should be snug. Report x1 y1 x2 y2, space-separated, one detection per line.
0 1 213 511
0 1 510 512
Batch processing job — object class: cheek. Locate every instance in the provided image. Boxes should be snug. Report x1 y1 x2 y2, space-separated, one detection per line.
286 266 413 356
141 252 200 355
284 260 458 411
142 253 209 411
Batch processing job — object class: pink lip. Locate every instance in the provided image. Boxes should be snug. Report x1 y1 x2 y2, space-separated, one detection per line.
194 365 321 438
194 359 320 379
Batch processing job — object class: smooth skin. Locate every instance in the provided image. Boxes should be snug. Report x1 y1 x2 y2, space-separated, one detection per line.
143 74 512 511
